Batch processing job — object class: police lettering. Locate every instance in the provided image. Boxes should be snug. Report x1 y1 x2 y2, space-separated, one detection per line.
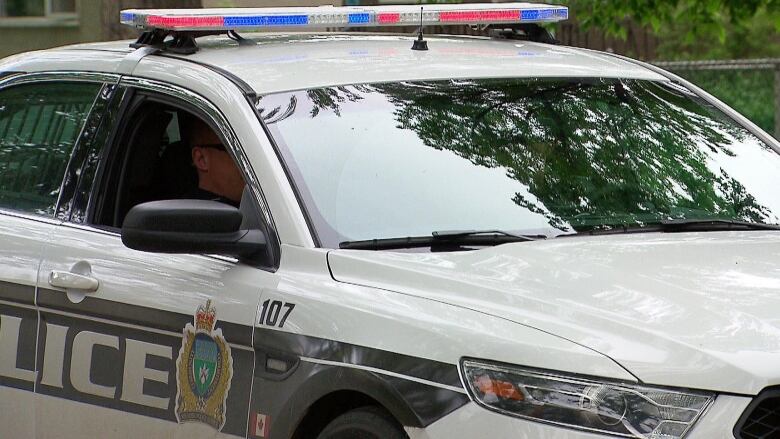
0 315 35 382
0 313 173 409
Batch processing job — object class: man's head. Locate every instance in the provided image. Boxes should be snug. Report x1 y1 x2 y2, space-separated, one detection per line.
189 118 245 203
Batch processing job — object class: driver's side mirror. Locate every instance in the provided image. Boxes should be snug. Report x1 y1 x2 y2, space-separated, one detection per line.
121 200 267 259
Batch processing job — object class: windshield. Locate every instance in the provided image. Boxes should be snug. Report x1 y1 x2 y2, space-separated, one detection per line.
257 78 780 248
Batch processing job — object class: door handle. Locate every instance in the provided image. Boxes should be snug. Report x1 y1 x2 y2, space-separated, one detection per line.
49 271 99 292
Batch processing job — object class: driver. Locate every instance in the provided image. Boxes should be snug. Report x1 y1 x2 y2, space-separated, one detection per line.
185 118 245 208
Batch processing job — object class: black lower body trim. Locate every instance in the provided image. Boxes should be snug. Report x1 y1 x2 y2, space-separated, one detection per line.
251 327 470 438
0 281 35 305
253 327 463 389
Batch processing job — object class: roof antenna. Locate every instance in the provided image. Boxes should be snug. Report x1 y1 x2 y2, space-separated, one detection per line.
411 6 428 51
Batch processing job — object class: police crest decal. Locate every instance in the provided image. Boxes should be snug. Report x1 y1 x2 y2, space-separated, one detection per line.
175 300 234 430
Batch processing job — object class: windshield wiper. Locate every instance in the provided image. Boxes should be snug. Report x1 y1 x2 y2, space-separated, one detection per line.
339 229 541 251
574 219 780 236
658 219 780 232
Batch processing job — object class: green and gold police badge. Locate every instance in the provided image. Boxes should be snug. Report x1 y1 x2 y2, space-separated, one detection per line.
175 300 234 430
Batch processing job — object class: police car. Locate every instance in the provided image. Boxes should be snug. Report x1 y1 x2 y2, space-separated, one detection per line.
1 3 779 438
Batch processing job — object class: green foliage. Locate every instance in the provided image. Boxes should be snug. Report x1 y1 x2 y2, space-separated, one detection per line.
654 6 780 59
671 69 775 135
565 0 779 39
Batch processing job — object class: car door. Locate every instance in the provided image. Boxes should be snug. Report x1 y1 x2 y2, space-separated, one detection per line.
35 81 278 439
0 73 105 438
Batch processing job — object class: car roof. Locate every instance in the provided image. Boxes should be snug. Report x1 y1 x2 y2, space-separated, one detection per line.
51 33 667 94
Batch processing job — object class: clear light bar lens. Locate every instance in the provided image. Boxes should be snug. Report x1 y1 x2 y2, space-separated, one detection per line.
120 3 568 31
462 360 714 439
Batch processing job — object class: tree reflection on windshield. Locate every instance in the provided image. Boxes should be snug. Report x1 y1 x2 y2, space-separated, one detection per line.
259 78 779 240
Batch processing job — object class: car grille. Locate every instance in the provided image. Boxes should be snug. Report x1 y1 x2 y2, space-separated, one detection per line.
736 389 780 439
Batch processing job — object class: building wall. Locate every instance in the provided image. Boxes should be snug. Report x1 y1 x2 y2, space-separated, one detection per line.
0 0 102 59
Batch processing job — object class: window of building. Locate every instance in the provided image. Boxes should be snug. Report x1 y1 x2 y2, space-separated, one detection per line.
0 0 76 18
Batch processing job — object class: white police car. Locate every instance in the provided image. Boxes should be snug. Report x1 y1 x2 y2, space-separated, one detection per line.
1 3 779 438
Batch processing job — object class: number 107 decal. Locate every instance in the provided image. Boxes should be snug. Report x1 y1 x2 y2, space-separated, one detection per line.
258 299 296 328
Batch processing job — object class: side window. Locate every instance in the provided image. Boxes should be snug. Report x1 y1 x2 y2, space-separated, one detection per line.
0 81 100 216
93 98 246 228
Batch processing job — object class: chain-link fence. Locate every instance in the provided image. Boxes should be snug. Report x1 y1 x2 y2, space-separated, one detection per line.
654 59 780 140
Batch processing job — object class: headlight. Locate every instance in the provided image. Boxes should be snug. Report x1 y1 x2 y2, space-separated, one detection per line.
461 359 714 438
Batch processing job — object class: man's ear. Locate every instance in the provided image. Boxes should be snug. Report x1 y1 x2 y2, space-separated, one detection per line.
192 147 209 172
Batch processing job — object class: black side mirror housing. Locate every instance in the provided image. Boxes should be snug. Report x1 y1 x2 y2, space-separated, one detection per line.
121 200 267 258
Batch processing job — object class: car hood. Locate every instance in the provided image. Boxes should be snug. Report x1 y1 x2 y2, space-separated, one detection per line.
328 231 780 395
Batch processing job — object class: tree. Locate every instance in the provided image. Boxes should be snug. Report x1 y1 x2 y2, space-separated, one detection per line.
654 8 780 59
102 0 203 41
564 0 779 43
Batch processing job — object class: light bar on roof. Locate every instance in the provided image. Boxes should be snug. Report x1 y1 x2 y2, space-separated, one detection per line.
120 3 568 32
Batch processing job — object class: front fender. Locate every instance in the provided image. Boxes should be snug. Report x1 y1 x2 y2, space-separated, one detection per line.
250 334 470 438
